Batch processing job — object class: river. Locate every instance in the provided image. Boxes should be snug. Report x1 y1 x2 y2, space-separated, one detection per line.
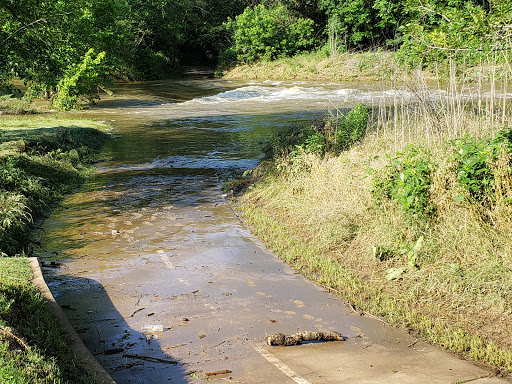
36 79 503 384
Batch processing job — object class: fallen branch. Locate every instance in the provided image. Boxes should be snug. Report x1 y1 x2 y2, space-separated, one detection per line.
205 369 232 377
266 331 344 346
123 353 179 365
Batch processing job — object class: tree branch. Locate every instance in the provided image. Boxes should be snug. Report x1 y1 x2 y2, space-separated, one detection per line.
417 5 451 23
2 18 47 44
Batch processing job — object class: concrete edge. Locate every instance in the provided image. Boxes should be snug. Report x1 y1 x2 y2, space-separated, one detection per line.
28 257 116 384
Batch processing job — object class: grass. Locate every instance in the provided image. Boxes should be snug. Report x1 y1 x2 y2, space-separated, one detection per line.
222 49 409 82
234 56 512 375
0 257 96 383
0 115 110 256
0 115 110 383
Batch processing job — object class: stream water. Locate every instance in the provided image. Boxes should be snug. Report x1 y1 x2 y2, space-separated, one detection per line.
36 79 500 384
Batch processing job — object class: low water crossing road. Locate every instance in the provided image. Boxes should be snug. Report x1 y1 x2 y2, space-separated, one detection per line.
37 79 509 383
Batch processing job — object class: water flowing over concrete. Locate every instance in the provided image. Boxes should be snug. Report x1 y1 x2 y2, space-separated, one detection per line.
37 79 508 383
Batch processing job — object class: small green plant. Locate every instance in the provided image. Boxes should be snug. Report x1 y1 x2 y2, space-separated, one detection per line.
52 49 112 111
374 236 423 273
0 191 31 231
373 146 435 219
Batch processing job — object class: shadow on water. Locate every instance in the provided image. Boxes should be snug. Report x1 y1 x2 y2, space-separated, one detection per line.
44 272 190 384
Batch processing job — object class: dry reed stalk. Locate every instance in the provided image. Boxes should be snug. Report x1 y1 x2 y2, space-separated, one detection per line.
0 326 30 352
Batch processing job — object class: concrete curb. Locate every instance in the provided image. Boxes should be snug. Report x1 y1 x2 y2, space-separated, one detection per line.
28 257 116 384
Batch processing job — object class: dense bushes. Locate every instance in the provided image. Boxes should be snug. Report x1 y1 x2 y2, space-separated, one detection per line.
224 4 317 63
265 104 370 159
372 127 512 222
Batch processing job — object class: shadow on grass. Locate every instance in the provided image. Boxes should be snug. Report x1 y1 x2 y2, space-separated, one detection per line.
43 273 190 384
0 267 93 383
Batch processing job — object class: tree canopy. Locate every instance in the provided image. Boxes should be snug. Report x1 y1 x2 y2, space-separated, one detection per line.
1 0 510 109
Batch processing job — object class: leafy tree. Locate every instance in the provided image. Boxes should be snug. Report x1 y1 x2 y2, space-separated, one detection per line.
0 0 133 94
397 0 512 68
224 3 316 63
318 0 406 49
0 0 194 105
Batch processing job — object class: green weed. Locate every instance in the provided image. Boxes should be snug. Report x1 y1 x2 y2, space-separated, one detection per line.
373 146 435 220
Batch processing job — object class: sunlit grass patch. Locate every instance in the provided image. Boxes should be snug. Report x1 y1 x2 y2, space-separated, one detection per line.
0 258 94 383
222 50 398 81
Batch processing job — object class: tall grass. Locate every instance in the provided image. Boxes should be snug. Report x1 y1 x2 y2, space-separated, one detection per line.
237 48 512 372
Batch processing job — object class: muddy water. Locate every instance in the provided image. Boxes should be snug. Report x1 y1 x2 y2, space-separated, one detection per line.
36 80 497 384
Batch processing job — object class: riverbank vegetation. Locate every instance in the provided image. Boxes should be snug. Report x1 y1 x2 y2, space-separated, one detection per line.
233 52 512 374
0 116 110 257
0 117 109 382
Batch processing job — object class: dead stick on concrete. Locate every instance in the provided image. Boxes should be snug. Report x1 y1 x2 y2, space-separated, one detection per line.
123 353 179 365
205 369 232 377
266 331 344 346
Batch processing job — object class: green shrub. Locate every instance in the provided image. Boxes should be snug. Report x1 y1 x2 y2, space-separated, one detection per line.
224 4 316 63
372 128 512 221
332 103 369 152
265 124 326 159
373 146 435 219
265 104 370 160
451 128 512 205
